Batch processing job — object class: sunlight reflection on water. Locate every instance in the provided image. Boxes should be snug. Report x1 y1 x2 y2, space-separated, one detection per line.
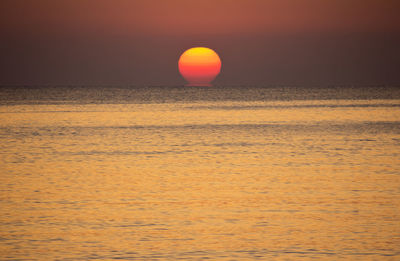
0 86 399 260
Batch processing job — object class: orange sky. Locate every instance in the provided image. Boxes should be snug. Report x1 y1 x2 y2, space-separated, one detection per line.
2 0 399 35
0 0 399 85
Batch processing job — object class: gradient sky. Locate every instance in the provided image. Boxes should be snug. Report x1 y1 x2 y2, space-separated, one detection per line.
1 0 399 86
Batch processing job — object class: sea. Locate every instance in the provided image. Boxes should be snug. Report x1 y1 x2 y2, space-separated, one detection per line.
0 85 399 260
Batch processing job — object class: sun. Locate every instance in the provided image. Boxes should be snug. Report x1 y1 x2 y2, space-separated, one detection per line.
178 47 221 86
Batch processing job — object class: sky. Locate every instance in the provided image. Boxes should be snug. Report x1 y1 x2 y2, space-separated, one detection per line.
0 0 399 86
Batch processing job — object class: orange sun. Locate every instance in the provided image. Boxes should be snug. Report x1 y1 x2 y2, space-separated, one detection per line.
178 47 221 86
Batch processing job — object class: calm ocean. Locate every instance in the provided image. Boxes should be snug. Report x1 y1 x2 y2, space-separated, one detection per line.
1 86 399 260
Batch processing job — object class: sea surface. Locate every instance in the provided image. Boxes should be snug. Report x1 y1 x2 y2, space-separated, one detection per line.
0 86 399 260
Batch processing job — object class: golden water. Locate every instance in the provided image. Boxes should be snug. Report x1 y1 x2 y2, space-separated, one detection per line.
0 87 399 260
